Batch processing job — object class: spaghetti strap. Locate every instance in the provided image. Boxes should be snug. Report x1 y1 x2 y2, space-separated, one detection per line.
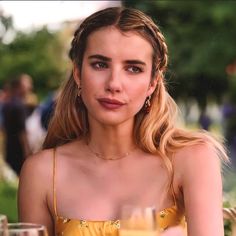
53 148 58 218
169 155 177 206
170 182 177 206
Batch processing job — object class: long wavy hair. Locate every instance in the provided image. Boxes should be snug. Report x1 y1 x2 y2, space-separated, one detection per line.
43 7 228 188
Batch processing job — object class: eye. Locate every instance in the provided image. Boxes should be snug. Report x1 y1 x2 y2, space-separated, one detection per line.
91 61 108 70
126 66 143 74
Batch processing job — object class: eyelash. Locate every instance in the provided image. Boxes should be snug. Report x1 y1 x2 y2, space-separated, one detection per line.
90 61 108 70
126 66 143 74
90 61 143 74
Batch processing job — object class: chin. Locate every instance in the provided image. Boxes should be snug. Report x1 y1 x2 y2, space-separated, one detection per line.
97 117 127 126
90 113 134 127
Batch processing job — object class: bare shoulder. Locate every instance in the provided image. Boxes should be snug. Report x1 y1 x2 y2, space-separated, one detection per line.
20 149 54 186
170 140 221 194
20 149 53 195
174 141 221 168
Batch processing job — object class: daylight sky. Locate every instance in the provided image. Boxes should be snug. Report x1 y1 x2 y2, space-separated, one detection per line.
0 1 121 31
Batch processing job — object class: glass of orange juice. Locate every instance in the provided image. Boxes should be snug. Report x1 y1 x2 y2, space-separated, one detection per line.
119 205 159 236
0 223 48 236
0 214 8 231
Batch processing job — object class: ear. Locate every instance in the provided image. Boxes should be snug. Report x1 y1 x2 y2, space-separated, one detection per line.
147 77 158 97
73 62 80 87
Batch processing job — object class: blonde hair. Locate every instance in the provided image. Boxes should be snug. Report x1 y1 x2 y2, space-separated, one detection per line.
43 7 228 187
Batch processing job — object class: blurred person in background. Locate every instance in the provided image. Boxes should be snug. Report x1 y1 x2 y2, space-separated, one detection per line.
0 83 10 130
0 90 4 130
40 90 58 131
198 109 212 131
24 89 58 154
222 100 236 168
20 73 39 117
2 74 32 176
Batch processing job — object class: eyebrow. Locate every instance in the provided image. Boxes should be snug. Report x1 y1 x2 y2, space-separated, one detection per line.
88 54 111 62
88 54 146 66
125 60 146 66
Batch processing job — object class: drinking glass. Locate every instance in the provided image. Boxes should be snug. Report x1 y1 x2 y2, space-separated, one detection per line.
119 205 159 236
0 223 48 236
0 215 8 230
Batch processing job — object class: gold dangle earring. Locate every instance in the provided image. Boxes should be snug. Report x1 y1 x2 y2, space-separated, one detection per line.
78 86 82 97
77 86 83 105
144 95 151 113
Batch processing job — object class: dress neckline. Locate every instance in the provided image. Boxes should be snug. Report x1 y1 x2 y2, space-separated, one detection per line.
55 204 178 222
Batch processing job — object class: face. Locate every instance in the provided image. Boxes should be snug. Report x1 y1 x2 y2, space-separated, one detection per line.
74 26 157 126
20 75 33 94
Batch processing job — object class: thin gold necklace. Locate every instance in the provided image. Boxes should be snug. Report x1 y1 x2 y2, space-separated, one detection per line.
87 144 137 161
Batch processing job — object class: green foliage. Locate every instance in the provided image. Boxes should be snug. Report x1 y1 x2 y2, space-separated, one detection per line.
223 169 236 236
0 181 18 223
224 219 231 236
123 1 236 109
0 26 67 97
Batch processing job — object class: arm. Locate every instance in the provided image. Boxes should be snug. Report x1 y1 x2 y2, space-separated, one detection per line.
18 151 54 235
177 143 224 236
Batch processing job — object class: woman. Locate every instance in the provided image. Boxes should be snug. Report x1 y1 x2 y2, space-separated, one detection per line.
18 7 228 236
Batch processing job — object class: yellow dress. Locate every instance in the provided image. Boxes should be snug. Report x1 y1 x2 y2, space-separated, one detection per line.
52 150 186 236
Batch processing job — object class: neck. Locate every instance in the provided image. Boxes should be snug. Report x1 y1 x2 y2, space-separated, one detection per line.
87 120 136 160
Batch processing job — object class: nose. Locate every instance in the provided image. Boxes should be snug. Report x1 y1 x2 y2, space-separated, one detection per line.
105 69 122 93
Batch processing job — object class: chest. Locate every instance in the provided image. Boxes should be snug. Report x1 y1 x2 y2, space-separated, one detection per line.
53 156 171 220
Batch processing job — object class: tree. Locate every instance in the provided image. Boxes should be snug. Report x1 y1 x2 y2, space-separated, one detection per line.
123 1 236 110
0 9 68 98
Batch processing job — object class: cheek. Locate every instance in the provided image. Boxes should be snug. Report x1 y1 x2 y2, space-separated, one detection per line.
80 65 106 90
128 84 149 108
80 68 96 93
80 80 94 105
80 73 103 107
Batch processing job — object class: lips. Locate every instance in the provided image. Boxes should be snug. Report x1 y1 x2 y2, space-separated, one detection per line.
97 98 125 109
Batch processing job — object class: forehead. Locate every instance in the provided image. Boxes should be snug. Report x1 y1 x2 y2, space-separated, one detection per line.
84 26 153 60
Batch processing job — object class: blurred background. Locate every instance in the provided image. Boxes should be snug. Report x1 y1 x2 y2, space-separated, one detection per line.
0 1 236 234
